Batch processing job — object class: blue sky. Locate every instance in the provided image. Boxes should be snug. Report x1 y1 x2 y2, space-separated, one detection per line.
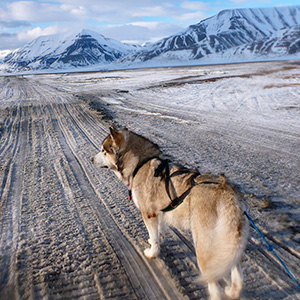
0 0 299 50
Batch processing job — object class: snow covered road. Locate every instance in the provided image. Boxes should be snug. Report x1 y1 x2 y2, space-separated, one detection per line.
0 60 300 299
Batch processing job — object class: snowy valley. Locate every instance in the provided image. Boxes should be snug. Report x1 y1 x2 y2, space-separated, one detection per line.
0 60 300 299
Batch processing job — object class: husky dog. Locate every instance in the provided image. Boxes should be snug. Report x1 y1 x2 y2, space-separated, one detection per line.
91 127 249 300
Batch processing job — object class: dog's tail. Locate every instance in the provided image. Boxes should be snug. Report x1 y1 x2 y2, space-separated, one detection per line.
199 198 249 283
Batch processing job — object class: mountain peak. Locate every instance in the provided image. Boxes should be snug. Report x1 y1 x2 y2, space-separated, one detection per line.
79 29 95 36
2 29 137 72
76 29 105 40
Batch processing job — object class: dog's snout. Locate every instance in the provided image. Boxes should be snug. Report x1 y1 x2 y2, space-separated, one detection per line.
90 157 94 163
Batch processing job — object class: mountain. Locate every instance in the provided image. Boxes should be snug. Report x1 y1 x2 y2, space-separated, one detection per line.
231 25 300 57
2 29 138 72
0 50 11 62
121 6 300 64
1 6 300 73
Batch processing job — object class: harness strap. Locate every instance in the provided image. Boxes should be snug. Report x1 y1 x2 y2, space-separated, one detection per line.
169 167 196 178
129 156 161 201
156 159 201 212
161 186 193 212
162 171 199 212
132 155 161 179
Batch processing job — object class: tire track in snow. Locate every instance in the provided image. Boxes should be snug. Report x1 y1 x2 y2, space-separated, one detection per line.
45 105 134 299
50 102 184 300
0 113 15 157
47 103 140 299
0 107 20 204
0 105 28 299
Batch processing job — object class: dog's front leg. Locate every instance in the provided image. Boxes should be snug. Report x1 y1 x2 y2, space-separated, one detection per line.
159 216 166 244
142 213 159 259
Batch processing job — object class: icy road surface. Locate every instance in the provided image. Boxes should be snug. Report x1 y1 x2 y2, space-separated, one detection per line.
0 61 300 299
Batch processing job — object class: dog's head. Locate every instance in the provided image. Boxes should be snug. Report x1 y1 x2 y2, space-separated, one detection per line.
91 127 127 171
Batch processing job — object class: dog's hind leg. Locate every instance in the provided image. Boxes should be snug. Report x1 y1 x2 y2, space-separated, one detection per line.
142 213 160 259
224 263 243 299
207 281 222 300
194 245 222 300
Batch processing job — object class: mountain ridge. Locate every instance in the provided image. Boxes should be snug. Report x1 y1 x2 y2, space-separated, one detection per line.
122 5 300 64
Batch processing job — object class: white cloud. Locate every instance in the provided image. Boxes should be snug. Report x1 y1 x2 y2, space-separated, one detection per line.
176 11 208 21
132 5 175 17
60 4 87 17
129 22 160 29
6 1 87 23
17 25 63 42
181 1 210 10
0 0 218 50
99 21 183 44
229 0 271 5
1 1 212 28
0 24 65 50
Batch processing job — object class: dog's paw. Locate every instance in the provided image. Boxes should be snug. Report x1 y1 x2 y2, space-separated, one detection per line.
224 285 240 299
144 247 158 259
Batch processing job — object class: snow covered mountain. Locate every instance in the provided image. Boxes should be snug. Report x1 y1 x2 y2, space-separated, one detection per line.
229 25 300 58
1 6 300 73
2 29 138 72
0 50 11 63
122 6 300 64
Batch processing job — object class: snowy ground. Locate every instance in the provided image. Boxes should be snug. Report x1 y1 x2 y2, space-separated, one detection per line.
0 60 299 299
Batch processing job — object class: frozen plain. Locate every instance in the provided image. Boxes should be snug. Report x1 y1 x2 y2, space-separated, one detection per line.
0 60 299 299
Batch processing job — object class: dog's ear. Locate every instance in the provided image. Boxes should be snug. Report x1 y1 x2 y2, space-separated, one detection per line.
110 126 118 137
110 126 124 147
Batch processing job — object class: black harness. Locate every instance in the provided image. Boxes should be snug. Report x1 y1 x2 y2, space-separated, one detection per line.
131 156 201 212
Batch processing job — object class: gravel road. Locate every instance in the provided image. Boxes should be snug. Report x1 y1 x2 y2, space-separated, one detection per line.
0 61 299 299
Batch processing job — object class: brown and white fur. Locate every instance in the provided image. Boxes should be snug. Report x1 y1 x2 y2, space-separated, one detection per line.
91 127 249 300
